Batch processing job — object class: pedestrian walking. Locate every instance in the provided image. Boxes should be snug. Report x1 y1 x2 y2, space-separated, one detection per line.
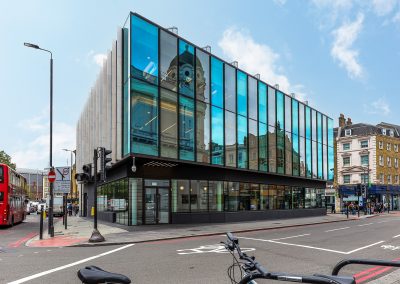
67 203 73 216
74 203 79 216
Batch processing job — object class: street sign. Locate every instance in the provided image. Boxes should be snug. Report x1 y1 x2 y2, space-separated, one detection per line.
48 170 56 183
54 166 71 193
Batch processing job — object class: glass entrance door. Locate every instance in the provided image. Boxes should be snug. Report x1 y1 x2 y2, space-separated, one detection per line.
145 187 170 224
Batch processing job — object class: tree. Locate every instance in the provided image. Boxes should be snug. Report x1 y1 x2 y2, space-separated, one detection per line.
0 150 16 170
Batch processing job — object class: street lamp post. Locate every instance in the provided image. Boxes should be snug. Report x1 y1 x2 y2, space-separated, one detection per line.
62 148 75 229
24 42 54 237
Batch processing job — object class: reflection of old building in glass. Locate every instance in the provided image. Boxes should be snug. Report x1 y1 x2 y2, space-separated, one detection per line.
76 13 334 226
17 168 46 200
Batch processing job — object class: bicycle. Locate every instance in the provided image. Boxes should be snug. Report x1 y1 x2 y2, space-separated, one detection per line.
222 232 400 284
77 265 131 284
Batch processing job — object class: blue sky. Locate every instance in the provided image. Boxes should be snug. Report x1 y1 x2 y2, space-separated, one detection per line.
1 0 399 170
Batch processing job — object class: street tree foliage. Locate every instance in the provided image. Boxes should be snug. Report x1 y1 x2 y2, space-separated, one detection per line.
0 150 16 170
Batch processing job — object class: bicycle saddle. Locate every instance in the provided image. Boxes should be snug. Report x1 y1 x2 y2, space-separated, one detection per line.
77 265 131 284
313 274 355 284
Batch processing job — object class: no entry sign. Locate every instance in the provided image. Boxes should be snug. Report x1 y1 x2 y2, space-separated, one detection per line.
48 170 56 183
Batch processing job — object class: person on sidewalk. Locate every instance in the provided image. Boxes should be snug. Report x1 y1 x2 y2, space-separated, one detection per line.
331 204 336 214
74 203 79 216
68 203 73 216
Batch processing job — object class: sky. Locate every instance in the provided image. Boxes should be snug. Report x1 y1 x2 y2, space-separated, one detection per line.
1 0 399 170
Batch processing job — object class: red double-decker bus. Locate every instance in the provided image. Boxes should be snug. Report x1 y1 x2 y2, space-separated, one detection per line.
0 163 27 226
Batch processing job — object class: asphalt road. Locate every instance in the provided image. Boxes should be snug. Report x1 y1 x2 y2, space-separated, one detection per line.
3 214 400 283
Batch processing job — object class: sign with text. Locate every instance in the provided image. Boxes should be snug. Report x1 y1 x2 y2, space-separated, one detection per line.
54 166 71 193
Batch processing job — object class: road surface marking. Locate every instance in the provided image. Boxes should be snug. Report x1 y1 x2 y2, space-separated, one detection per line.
8 244 134 284
393 234 400 238
358 223 374 227
378 221 389 223
177 244 255 255
325 227 350 232
270 234 310 241
237 236 348 254
346 241 385 254
237 237 384 255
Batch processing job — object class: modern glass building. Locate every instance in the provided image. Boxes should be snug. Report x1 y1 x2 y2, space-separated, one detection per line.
76 13 334 226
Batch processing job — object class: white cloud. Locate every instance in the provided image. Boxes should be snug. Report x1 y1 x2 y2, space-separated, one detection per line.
311 0 354 27
12 114 76 169
331 13 364 79
372 0 397 16
93 53 107 67
364 98 390 115
218 27 296 97
393 11 400 22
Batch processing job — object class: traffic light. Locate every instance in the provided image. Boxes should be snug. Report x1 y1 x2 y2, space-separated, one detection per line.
75 164 92 183
361 184 366 197
99 147 112 182
356 184 361 196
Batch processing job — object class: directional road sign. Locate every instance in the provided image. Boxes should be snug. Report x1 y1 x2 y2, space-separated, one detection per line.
54 166 71 194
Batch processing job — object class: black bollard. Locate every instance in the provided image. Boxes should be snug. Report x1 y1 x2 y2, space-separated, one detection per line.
346 205 349 219
39 205 44 240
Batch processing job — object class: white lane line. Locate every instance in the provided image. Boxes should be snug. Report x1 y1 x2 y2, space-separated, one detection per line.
392 234 400 238
325 227 350 233
271 234 310 241
345 241 385 254
358 223 374 227
378 221 389 223
237 236 347 255
8 244 134 284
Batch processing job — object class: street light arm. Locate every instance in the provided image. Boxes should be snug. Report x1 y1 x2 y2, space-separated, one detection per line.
39 48 52 58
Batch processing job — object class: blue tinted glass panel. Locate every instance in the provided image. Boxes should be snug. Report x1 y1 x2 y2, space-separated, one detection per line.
237 71 247 117
305 107 311 140
259 122 267 171
123 28 130 155
225 111 236 167
299 103 305 138
268 87 275 127
225 65 236 112
211 106 224 165
292 100 299 136
258 82 267 124
131 79 158 155
160 31 177 92
300 136 305 177
237 115 248 168
285 96 291 133
268 126 276 172
328 118 334 180
317 113 323 179
211 57 223 108
312 141 317 178
306 138 312 178
196 49 210 103
160 89 178 159
179 96 195 160
249 119 258 170
179 40 194 97
131 15 158 84
312 110 317 142
196 101 210 163
292 134 299 176
276 91 284 130
248 78 257 120
285 131 292 175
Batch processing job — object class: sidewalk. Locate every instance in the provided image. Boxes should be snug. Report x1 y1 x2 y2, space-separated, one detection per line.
26 212 381 248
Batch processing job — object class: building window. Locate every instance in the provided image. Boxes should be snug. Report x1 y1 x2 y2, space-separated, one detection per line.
179 96 195 160
343 143 350 150
343 157 350 166
160 89 178 159
237 115 248 169
160 30 178 92
195 49 210 103
387 143 391 151
237 71 247 117
379 173 384 183
211 106 224 165
387 157 391 167
395 175 399 184
379 155 384 166
390 130 394 137
394 144 399 152
388 175 392 184
361 155 369 166
379 141 384 149
196 101 210 163
178 40 194 97
361 173 369 184
211 57 223 108
225 111 236 167
382 129 387 135
395 158 398 168
360 140 368 148
343 175 351 184
224 65 236 112
345 129 352 136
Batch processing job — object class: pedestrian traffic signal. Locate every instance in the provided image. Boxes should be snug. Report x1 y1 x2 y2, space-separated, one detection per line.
99 147 112 182
361 184 366 196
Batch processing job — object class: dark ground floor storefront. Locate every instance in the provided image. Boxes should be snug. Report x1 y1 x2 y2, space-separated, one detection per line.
80 156 327 226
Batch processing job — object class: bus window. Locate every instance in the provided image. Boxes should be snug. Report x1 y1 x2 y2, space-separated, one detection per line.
0 191 3 202
0 166 3 183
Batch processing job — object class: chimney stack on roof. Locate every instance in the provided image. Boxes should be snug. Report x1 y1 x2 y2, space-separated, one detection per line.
346 117 352 126
339 114 346 127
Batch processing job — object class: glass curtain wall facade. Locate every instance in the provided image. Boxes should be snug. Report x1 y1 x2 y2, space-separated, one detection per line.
126 13 334 180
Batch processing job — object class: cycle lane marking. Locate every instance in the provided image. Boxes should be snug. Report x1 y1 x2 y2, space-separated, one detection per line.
7 244 134 284
270 234 310 241
358 223 374 227
237 236 384 255
325 227 350 232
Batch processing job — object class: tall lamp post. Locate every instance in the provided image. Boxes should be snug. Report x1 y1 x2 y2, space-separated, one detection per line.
62 148 76 197
24 42 54 237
